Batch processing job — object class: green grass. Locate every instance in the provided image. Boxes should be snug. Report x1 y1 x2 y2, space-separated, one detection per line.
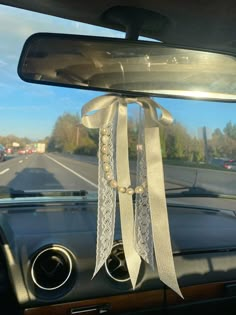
163 159 226 171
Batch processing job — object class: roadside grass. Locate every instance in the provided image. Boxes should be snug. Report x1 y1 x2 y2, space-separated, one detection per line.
163 159 227 171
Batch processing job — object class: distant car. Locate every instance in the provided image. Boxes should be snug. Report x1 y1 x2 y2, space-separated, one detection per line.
223 160 236 170
25 148 32 154
0 144 5 162
5 148 13 155
210 158 230 167
18 149 26 155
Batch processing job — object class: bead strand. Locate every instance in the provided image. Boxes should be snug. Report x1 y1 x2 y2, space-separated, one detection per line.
101 127 146 195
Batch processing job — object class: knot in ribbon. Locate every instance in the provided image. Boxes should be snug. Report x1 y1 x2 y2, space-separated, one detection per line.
81 94 183 298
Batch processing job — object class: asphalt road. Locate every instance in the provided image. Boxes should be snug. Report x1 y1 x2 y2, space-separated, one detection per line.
0 153 99 191
1 153 236 211
0 153 181 192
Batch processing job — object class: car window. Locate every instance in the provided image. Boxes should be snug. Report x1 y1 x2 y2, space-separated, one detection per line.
1 4 236 211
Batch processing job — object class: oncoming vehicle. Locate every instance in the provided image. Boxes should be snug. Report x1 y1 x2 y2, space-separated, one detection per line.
5 147 13 155
0 144 5 162
224 160 236 170
1 1 236 315
17 149 26 155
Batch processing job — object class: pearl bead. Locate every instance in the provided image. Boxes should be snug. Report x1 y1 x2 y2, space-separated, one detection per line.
101 128 109 135
142 181 147 188
103 163 110 172
101 145 108 154
102 154 109 162
135 186 144 194
127 188 134 195
105 173 113 181
102 135 109 144
118 186 126 193
109 180 118 188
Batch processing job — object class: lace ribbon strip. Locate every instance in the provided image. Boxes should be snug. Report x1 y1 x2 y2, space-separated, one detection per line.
81 94 183 298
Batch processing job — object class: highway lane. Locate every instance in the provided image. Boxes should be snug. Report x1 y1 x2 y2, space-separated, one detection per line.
0 154 31 178
46 153 185 191
0 152 182 192
1 153 236 211
54 153 236 195
44 153 236 210
0 153 98 191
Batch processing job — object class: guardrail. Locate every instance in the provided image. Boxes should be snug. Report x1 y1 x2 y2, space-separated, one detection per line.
164 165 236 195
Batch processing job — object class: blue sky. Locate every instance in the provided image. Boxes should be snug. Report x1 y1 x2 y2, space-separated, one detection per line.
0 4 236 140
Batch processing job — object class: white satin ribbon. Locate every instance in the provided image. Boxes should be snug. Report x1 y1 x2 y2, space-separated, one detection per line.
81 94 183 298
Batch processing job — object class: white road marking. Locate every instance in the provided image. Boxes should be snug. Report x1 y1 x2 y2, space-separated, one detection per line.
0 168 10 175
19 160 23 163
45 154 98 188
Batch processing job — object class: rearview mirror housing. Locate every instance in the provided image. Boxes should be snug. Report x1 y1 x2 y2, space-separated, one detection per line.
18 33 236 101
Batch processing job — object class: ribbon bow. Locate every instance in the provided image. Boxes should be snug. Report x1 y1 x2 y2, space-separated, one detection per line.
81 94 183 298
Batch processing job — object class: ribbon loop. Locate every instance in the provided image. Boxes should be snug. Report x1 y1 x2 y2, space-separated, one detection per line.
81 94 183 298
82 95 118 128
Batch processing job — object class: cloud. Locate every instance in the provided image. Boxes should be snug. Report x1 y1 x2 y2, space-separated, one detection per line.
0 4 125 139
0 4 123 94
0 59 7 67
0 5 123 45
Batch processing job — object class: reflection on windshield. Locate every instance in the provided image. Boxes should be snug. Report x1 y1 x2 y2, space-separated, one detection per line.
1 5 236 213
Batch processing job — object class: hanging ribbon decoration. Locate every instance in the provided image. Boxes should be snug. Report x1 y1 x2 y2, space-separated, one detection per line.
81 94 183 298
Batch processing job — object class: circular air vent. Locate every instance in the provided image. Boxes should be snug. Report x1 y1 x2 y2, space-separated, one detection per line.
31 246 73 291
105 241 130 282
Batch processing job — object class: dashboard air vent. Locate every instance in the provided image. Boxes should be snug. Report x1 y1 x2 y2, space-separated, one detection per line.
31 245 72 291
105 241 130 282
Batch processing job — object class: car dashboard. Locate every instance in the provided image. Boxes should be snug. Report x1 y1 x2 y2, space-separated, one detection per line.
0 200 236 314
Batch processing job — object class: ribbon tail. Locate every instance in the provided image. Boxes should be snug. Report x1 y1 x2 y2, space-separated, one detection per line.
93 123 116 278
134 110 154 267
145 126 183 298
116 102 141 288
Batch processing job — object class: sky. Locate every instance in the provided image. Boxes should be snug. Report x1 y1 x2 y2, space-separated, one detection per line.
0 4 236 140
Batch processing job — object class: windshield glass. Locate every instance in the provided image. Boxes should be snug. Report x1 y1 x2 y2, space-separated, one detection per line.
1 5 236 211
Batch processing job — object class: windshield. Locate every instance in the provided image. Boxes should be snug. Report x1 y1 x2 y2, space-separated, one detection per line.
1 5 236 211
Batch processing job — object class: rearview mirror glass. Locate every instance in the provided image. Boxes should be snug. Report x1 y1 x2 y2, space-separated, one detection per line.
18 33 236 101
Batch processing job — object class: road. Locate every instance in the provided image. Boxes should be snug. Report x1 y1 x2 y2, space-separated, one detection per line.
0 153 99 191
0 153 181 191
1 153 236 211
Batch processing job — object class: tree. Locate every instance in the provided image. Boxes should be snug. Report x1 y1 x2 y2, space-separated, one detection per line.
224 121 236 140
48 112 99 155
189 138 204 162
209 128 225 157
74 124 98 155
127 117 138 159
164 122 193 160
208 124 236 159
0 134 32 148
159 127 167 158
50 112 81 152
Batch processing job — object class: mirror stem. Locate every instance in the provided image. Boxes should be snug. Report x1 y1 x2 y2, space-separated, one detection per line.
125 24 141 40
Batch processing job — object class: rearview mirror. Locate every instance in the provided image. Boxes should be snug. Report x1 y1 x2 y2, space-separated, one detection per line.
18 33 236 101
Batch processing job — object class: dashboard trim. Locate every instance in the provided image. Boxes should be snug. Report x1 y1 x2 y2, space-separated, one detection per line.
24 280 235 315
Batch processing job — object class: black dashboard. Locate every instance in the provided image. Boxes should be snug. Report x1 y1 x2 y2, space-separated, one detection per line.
1 200 236 314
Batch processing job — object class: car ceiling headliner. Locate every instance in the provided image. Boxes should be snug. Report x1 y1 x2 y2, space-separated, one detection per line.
1 0 236 54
